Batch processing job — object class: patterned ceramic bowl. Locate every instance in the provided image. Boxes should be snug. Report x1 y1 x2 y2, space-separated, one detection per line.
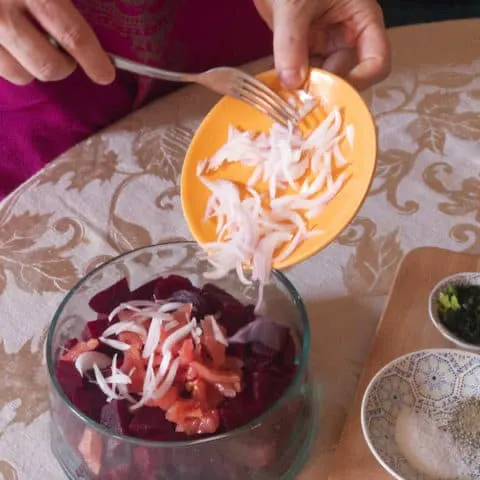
361 349 480 480
428 272 480 351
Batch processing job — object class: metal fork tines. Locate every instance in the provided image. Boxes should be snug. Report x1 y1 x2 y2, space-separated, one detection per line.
232 71 301 127
194 67 301 127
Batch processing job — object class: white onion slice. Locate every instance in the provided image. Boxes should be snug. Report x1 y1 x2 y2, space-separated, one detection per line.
199 107 354 310
152 357 180 400
160 302 185 313
129 353 156 411
142 315 163 359
104 372 132 385
164 320 179 332
98 337 131 352
75 351 111 377
157 351 172 381
161 322 194 355
93 363 121 402
107 303 143 323
102 321 147 339
209 316 228 346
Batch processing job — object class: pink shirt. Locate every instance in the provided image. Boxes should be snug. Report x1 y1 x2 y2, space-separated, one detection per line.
0 1 271 198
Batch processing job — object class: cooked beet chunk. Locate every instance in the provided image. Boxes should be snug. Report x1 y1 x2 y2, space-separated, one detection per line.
89 278 131 314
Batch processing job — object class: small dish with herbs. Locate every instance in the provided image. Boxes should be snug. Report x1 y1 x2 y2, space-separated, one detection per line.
429 272 480 350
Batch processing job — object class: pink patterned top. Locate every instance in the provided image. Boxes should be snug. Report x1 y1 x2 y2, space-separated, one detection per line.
0 0 271 198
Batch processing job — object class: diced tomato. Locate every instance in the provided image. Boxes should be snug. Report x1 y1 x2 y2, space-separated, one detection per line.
223 356 244 370
178 338 195 364
118 332 143 350
214 381 241 398
200 317 226 367
78 428 102 475
122 348 145 393
166 399 203 426
61 339 99 362
181 409 220 436
153 353 163 367
173 304 192 325
190 361 241 385
145 386 179 411
117 309 137 322
189 378 223 410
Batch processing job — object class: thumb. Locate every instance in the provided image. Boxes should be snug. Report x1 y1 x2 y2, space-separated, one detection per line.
273 0 313 89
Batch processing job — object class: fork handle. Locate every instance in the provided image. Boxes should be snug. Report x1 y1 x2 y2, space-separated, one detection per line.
110 55 196 83
47 34 196 84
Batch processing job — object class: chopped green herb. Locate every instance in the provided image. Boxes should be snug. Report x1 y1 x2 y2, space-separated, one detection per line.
437 283 480 344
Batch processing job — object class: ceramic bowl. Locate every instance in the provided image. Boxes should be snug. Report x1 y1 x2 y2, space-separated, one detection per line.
361 349 480 480
181 68 377 270
428 272 480 351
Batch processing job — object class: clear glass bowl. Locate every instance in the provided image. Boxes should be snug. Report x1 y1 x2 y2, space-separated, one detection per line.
46 241 316 480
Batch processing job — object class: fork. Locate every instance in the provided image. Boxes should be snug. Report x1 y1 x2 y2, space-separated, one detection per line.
110 55 301 127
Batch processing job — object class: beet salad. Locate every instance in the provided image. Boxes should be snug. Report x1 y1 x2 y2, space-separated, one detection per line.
56 274 297 444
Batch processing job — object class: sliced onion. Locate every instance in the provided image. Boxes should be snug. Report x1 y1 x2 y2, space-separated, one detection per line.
142 315 163 359
157 351 172 381
210 315 229 346
93 363 121 402
199 106 354 309
160 302 185 313
152 357 180 400
104 372 132 385
98 337 131 352
102 321 147 339
161 322 194 356
129 353 156 411
75 351 111 377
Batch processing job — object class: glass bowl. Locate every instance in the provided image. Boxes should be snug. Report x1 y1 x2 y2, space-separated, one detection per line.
46 241 316 480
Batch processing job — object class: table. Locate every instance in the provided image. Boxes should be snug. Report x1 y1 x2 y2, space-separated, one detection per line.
0 19 478 479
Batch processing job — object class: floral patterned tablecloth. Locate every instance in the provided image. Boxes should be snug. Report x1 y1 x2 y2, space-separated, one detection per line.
0 19 478 480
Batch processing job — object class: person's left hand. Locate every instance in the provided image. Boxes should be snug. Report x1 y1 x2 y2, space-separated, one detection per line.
253 0 391 91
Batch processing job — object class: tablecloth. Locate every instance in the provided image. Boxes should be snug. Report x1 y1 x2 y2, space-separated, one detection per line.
0 19 478 480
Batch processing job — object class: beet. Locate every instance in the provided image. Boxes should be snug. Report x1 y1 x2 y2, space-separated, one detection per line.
221 304 255 337
56 360 84 401
153 275 195 300
226 343 246 361
129 407 178 440
133 446 171 478
251 370 271 402
99 440 133 480
72 387 106 422
130 279 157 301
280 333 297 367
133 447 157 478
201 283 255 336
219 392 264 431
89 278 131 314
83 317 110 340
250 341 280 359
99 467 133 480
100 400 132 435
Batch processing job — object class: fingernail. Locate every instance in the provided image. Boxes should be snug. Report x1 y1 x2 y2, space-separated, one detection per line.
98 67 116 86
280 68 305 89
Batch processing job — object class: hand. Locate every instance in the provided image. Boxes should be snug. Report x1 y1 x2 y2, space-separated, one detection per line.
253 0 391 91
0 0 114 85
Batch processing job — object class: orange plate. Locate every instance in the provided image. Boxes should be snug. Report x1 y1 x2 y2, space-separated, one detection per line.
180 68 377 270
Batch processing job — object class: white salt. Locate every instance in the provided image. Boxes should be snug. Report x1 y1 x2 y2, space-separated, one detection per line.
394 409 470 479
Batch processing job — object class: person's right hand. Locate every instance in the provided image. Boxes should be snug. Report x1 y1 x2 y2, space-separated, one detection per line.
0 0 115 85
